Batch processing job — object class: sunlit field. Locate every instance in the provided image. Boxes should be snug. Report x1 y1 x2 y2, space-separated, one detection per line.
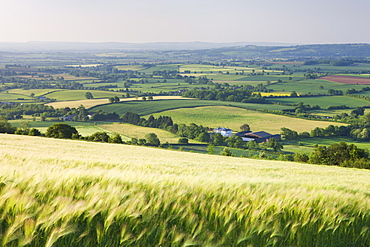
149 106 345 133
0 134 369 246
46 96 188 109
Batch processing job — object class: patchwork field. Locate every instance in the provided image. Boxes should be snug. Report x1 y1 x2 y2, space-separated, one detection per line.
149 106 345 133
0 134 369 246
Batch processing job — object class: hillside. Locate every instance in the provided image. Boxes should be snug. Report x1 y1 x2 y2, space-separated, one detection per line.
0 134 369 246
191 43 370 59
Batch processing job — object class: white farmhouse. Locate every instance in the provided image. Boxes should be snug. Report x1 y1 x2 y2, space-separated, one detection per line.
213 127 232 137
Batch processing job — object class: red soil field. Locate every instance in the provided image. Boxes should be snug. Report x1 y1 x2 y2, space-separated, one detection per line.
321 75 370 85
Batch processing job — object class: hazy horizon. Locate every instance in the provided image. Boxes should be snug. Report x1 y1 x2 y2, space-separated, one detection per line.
1 0 369 44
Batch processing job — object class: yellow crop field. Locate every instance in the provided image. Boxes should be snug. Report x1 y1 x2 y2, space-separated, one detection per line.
0 134 369 246
46 95 189 109
99 123 182 143
258 92 291 97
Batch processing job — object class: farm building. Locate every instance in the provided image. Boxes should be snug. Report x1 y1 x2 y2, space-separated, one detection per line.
213 127 233 137
236 131 281 143
59 115 77 121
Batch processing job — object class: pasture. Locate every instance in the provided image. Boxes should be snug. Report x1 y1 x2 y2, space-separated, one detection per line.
90 99 294 116
0 134 369 246
149 106 345 133
267 79 367 95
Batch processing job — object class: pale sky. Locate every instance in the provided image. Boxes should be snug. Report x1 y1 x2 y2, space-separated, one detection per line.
0 0 369 44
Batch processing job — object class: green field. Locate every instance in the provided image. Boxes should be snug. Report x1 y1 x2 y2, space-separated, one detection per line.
296 136 370 150
149 106 345 133
268 95 370 108
0 134 369 246
267 79 367 95
90 99 294 116
0 92 34 102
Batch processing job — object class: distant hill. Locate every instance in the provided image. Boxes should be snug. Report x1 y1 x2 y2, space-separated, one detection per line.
0 42 369 59
193 43 370 59
0 41 295 52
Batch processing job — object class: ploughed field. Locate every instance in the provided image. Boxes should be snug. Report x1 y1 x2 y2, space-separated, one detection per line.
321 75 370 85
0 134 369 246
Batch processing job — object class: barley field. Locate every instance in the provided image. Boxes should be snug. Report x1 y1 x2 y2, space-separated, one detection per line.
0 134 369 246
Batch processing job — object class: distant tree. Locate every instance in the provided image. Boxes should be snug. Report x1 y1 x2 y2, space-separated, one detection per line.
207 144 215 154
309 141 369 167
266 138 283 152
212 133 224 146
225 135 244 148
45 123 78 139
178 137 189 144
108 133 123 144
290 91 298 97
142 96 147 101
114 96 120 103
196 132 210 143
28 128 41 136
247 140 258 149
85 92 94 99
109 97 115 103
0 116 16 134
148 95 154 100
293 153 309 163
221 147 232 156
88 132 109 142
240 124 251 132
30 93 35 97
145 133 160 146
281 127 299 140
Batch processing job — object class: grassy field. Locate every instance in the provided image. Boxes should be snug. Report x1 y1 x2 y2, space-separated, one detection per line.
0 92 34 102
267 79 367 95
90 99 294 116
269 96 370 108
149 106 345 133
0 134 369 246
7 88 64 97
297 136 370 150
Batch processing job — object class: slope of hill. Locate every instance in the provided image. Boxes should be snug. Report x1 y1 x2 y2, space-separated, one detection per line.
0 134 369 246
194 43 370 59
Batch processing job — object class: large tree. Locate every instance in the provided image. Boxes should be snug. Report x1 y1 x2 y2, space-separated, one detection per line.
0 117 16 134
145 133 160 146
240 124 251 132
45 123 78 139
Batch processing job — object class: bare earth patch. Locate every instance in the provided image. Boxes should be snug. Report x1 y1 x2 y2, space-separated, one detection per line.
321 75 370 85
